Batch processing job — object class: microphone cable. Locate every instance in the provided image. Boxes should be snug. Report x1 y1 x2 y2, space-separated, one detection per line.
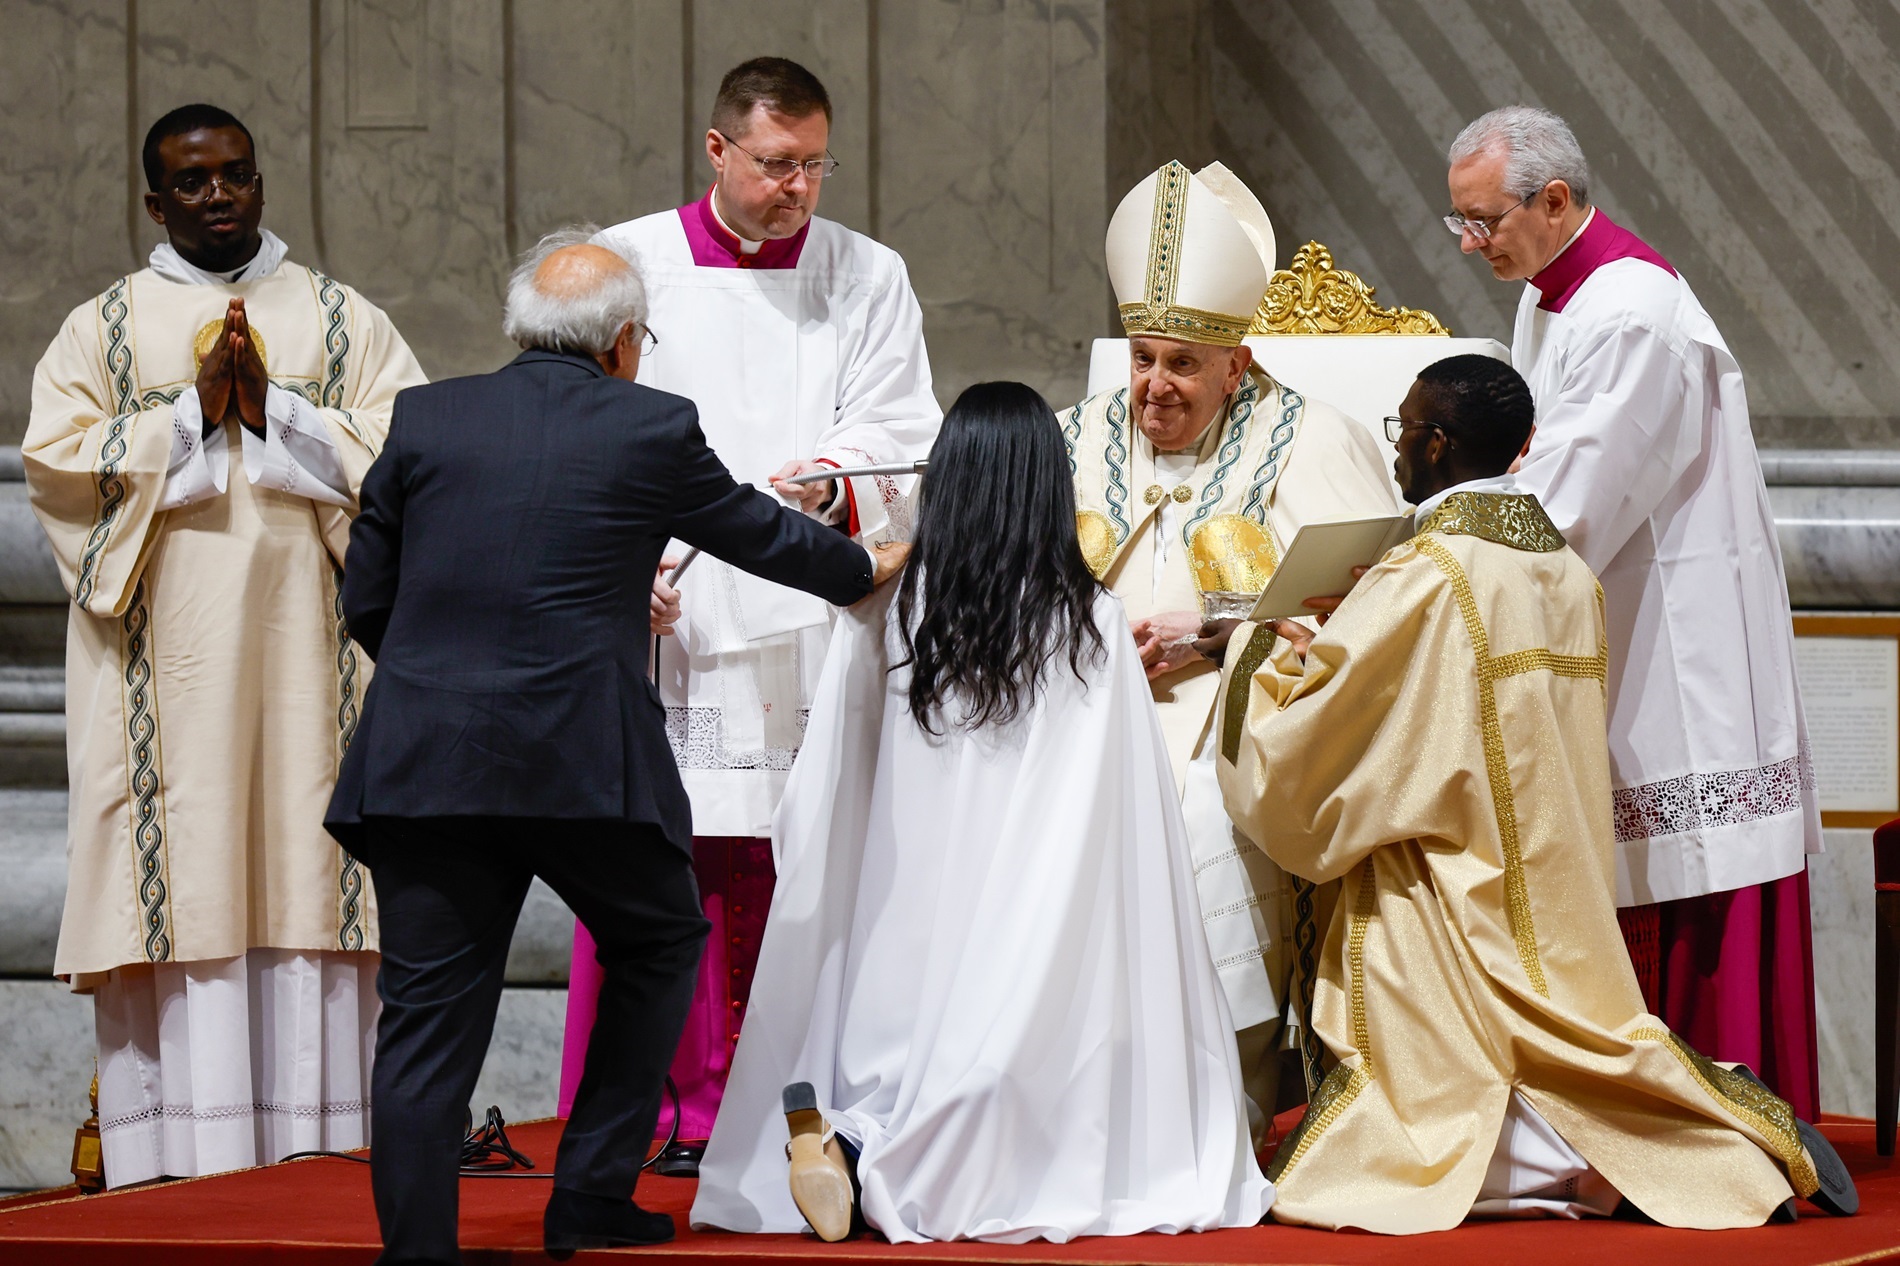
276 1077 683 1178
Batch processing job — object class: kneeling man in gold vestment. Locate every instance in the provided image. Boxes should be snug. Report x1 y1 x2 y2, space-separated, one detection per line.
1214 354 1854 1233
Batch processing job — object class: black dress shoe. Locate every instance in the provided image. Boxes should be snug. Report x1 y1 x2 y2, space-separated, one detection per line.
653 1140 705 1179
543 1186 675 1260
1730 1066 1858 1218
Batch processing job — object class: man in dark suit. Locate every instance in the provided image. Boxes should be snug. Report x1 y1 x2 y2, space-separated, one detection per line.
324 226 906 1265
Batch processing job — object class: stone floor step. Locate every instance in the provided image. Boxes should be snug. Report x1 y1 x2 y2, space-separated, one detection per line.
0 667 62 712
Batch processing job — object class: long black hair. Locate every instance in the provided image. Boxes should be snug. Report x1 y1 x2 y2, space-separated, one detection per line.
895 381 1106 733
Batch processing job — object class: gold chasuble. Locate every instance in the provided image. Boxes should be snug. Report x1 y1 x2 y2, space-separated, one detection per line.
26 263 425 986
1215 491 1809 1233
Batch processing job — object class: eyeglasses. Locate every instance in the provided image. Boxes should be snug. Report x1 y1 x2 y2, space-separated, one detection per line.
1441 187 1539 240
714 132 839 182
1384 416 1457 445
637 325 658 355
167 169 261 204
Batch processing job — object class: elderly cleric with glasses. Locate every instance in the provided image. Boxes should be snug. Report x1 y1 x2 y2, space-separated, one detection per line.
562 57 942 1180
1444 105 1824 1122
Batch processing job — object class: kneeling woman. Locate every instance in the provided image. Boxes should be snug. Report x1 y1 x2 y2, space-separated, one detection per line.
690 382 1273 1243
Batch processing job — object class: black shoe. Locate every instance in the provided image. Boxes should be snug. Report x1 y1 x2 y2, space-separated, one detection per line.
652 1140 705 1179
1730 1066 1858 1218
543 1187 675 1260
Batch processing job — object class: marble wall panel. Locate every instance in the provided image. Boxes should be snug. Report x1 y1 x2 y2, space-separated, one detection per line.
0 980 96 1191
1810 829 1875 1119
509 0 686 244
879 0 1108 408
314 0 518 381
0 0 129 433
1196 0 1900 439
471 986 567 1127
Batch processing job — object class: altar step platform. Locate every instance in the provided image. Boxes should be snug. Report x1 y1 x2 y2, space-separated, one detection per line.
4 1113 1899 1266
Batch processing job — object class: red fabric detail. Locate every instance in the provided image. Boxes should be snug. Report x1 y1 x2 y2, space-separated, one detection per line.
1873 817 1900 885
1650 870 1820 1120
679 189 810 270
558 836 777 1142
812 458 860 536
1530 209 1676 314
1617 903 1663 1013
1876 882 1900 892
8 1115 1900 1260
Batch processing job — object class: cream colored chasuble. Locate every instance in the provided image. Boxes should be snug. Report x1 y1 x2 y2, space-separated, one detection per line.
1216 492 1809 1233
26 261 425 985
1062 364 1398 1035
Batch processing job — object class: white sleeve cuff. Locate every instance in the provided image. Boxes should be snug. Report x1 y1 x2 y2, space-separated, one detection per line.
240 384 353 507
158 387 230 510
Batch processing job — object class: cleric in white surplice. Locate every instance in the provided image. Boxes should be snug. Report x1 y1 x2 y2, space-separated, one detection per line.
1445 106 1821 1118
558 57 940 1159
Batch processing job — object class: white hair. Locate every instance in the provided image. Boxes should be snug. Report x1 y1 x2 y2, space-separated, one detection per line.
1448 105 1591 206
502 224 649 355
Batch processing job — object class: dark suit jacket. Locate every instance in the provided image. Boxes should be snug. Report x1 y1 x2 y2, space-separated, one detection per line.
324 349 874 857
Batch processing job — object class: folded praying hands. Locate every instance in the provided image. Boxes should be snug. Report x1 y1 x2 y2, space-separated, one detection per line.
195 298 269 436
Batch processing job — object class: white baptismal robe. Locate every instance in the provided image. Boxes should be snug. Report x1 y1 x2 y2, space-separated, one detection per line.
692 588 1273 1241
1511 216 1821 904
594 207 940 836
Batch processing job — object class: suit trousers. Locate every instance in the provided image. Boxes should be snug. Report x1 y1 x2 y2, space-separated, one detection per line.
362 817 709 1265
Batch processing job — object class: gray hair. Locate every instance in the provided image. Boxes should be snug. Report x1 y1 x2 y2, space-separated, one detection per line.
502 224 649 355
1448 106 1590 207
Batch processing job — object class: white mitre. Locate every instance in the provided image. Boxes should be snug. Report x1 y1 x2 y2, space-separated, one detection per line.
1106 160 1277 347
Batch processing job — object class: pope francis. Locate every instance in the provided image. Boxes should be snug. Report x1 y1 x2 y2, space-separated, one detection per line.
1060 160 1398 1123
1214 353 1855 1232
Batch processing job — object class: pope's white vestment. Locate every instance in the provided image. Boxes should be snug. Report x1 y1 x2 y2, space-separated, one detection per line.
1064 367 1400 1046
24 230 425 1185
692 587 1274 1241
1511 208 1820 905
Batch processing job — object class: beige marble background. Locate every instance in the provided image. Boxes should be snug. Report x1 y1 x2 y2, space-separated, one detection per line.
5 1 1897 444
0 0 1117 442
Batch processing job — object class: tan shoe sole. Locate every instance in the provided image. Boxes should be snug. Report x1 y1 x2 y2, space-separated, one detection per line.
786 1108 855 1241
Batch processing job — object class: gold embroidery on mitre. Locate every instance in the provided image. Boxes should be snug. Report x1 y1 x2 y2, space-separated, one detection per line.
1076 510 1117 579
1190 515 1278 594
1250 240 1451 336
1118 160 1254 348
193 319 269 373
1416 492 1565 553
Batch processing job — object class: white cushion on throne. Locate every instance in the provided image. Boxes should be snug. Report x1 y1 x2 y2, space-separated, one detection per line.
1086 334 1509 495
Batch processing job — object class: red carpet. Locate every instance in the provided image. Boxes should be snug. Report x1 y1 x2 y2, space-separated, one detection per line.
4 1115 1899 1265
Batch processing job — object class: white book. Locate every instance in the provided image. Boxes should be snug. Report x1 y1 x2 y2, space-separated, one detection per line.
1248 514 1414 622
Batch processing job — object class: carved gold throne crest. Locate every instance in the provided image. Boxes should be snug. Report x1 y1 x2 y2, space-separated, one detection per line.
1250 240 1450 336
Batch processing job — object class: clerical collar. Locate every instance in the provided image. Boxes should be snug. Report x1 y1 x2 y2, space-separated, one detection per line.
149 228 289 286
708 194 764 255
680 188 810 270
1528 206 1675 314
1413 471 1519 520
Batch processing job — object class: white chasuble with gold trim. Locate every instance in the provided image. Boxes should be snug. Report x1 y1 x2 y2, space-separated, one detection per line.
26 262 425 986
1061 364 1399 1034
